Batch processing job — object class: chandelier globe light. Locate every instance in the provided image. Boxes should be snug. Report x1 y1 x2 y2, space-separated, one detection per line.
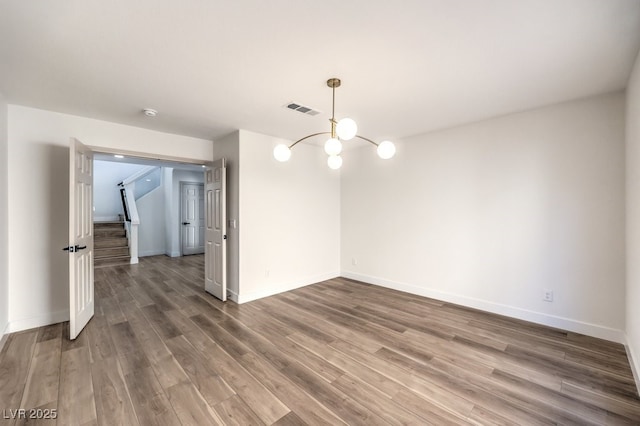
324 138 342 156
327 155 343 170
273 143 292 162
273 78 395 169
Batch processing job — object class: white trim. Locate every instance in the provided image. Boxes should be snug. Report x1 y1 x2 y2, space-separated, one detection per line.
341 271 626 344
0 321 9 354
168 251 181 258
237 272 340 304
8 309 69 333
138 249 167 257
227 289 239 303
626 335 640 395
89 146 205 166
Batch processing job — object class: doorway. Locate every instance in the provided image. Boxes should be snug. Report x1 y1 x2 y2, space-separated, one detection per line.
181 182 205 256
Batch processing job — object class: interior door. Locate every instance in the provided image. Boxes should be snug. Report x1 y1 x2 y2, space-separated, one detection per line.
181 183 204 255
67 138 94 339
205 159 226 301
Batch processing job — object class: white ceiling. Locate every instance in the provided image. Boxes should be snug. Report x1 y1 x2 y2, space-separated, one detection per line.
1 0 640 144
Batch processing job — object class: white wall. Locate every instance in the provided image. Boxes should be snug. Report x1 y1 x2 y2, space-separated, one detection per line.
626 50 640 389
213 132 240 298
163 168 175 257
0 93 8 341
238 130 341 302
137 186 167 257
94 160 148 221
6 105 212 332
341 92 626 342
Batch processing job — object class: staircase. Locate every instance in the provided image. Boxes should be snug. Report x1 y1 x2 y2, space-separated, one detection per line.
94 221 131 268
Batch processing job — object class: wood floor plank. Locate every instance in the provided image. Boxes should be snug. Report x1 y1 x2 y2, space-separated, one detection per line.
490 368 637 426
19 338 61 411
332 373 432 425
127 283 155 308
164 335 235 406
238 351 347 426
100 296 127 325
189 314 250 358
391 389 474 425
261 327 345 383
91 356 139 426
186 335 291 425
561 380 640 421
0 330 38 424
270 411 306 426
57 346 97 425
165 381 225 425
36 323 62 343
124 367 180 426
140 304 182 340
214 317 292 371
279 361 387 425
214 394 266 426
329 339 477 418
85 314 117 362
288 332 404 398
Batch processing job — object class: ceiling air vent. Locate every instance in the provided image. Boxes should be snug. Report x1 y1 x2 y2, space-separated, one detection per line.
284 102 321 116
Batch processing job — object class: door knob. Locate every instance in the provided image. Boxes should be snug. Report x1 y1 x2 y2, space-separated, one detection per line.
62 245 87 252
182 222 191 225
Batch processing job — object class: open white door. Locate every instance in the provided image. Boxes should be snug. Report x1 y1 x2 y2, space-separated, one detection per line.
205 159 227 301
67 138 94 339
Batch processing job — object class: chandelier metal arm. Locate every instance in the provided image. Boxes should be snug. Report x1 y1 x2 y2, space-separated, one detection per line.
288 132 331 149
290 133 381 149
354 135 380 147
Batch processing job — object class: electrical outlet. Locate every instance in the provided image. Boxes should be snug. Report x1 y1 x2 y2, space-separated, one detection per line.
352 258 357 266
543 289 554 302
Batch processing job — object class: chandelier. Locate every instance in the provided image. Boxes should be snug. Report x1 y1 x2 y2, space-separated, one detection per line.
273 78 396 169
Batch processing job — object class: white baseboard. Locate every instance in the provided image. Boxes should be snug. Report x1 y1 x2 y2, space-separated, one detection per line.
139 250 166 258
626 335 640 395
168 251 181 258
7 310 69 334
237 271 340 304
227 289 239 303
341 271 626 344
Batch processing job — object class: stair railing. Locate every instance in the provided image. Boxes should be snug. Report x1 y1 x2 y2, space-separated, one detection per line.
118 184 140 264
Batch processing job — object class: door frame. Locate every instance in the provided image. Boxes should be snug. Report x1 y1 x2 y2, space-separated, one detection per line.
87 146 222 301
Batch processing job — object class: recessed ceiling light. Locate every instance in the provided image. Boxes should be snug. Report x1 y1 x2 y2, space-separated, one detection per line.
143 108 157 117
114 154 124 159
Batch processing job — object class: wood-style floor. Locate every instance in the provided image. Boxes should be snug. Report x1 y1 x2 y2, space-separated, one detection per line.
1 255 639 425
